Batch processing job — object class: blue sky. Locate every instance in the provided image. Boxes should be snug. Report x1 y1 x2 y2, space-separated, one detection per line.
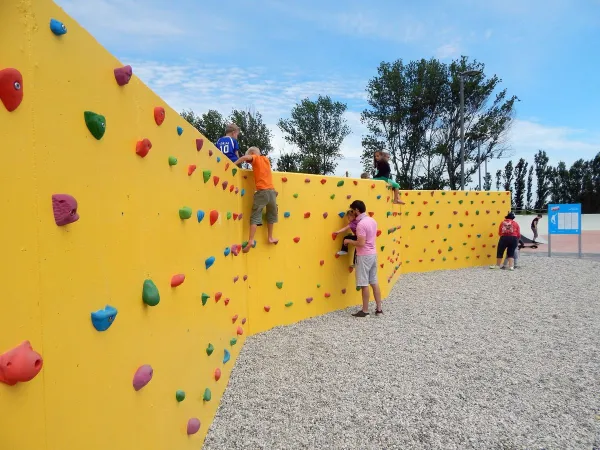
56 0 600 182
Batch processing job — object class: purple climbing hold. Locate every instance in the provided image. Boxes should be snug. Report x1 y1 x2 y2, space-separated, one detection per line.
114 65 133 86
132 364 153 391
52 194 79 226
187 418 201 435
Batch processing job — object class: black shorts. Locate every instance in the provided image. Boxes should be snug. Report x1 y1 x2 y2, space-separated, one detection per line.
497 235 518 259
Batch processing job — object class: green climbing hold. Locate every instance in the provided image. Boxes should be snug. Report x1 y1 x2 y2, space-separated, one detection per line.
242 240 248 248
476 210 480 215
293 193 299 198
356 286 361 291
206 343 214 356
226 212 232 220
330 194 335 200
442 192 446 196
84 111 106 140
448 246 453 251
429 211 434 216
470 200 474 204
458 200 464 204
436 200 440 204
477 234 482 238
411 225 416 230
405 212 409 216
337 180 344 187
466 256 470 260
201 293 210 306
463 242 467 246
443 238 447 241
230 338 237 346
232 168 237 176
492 200 496 203
380 246 385 251
411 201 415 205
317 284 321 288
448 224 452 228
176 390 186 402
142 279 160 306
442 257 447 261
459 223 464 227
285 302 293 307
203 388 211 402
168 156 178 166
179 207 192 220
387 212 392 217
202 170 211 183
276 281 283 289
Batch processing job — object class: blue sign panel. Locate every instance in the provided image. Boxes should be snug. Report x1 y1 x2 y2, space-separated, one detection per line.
547 204 581 235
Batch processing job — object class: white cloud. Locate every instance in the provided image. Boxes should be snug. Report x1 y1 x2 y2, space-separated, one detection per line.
435 42 461 60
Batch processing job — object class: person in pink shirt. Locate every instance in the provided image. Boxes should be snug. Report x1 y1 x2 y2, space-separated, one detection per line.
344 200 383 317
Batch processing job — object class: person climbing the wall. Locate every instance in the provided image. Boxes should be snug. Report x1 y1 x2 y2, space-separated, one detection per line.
215 123 241 163
531 213 542 243
234 147 278 252
490 212 521 271
345 200 383 317
373 151 404 205
333 209 359 266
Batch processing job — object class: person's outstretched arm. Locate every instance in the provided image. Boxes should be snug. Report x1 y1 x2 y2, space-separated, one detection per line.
333 225 350 235
235 155 253 166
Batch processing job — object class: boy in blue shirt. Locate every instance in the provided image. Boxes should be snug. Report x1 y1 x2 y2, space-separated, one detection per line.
215 123 240 163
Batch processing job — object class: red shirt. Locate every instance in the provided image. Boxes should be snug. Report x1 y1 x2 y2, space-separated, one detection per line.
498 219 520 237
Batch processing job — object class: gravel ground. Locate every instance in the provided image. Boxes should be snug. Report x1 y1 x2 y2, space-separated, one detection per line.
204 256 600 450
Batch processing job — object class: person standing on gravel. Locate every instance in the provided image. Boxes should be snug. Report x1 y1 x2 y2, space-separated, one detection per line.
344 200 383 317
490 212 521 271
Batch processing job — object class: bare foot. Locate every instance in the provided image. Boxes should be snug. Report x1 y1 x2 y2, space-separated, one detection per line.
268 238 279 245
393 200 405 205
242 244 252 253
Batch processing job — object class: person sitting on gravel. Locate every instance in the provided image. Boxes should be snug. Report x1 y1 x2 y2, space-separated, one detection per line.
490 212 521 271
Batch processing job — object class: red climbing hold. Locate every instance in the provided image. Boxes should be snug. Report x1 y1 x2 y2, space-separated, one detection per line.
380 264 384 268
371 184 375 189
224 298 230 306
222 181 228 190
424 201 428 205
154 106 165 126
225 163 230 171
114 65 133 86
135 138 152 157
232 314 238 323
209 210 219 225
214 368 221 381
215 292 222 302
320 260 325 266
324 293 331 298
264 305 270 312
305 178 310 183
233 213 239 220
195 138 204 151
348 267 354 273
0 341 43 385
331 233 337 240
282 177 287 182
293 237 300 243
376 230 382 237
341 288 346 294
213 176 219 186
353 180 358 185
368 212 374 217
188 165 196 176
320 178 326 184
0 68 24 112
229 185 235 193
237 326 244 335
170 274 185 287
417 212 422 216
304 212 310 219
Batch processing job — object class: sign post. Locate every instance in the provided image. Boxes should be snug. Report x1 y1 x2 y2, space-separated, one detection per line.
547 204 582 257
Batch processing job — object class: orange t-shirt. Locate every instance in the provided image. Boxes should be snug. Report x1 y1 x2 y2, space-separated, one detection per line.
249 155 274 190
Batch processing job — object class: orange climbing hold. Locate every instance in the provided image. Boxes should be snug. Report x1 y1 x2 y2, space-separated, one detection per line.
236 326 244 335
229 185 235 193
188 165 196 176
135 138 152 157
305 178 310 183
320 260 325 266
215 292 222 302
225 163 230 171
368 212 374 217
353 180 358 185
224 298 230 306
210 210 219 225
376 230 382 237
232 314 238 323
371 184 375 189
213 176 219 186
170 274 185 287
320 178 326 184
214 368 221 381
282 177 288 182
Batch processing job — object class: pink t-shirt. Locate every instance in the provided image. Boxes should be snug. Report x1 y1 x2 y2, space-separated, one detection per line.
355 213 377 256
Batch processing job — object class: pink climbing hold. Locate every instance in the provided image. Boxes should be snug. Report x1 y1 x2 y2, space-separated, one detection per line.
347 195 352 199
232 314 238 323
222 180 228 190
238 213 243 220
306 297 313 303
187 418 201 435
243 275 248 281
114 65 133 86
153 107 165 126
215 292 222 302
136 138 152 157
237 326 244 335
0 341 43 386
132 364 153 391
235 187 239 194
170 274 185 287
231 245 240 257
241 318 247 324
233 276 239 283
188 165 196 176
52 194 79 226
195 138 204 151
214 368 221 382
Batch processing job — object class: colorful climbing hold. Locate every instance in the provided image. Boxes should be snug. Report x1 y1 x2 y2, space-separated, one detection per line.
168 156 178 166
293 193 299 198
205 256 215 270
232 168 238 176
337 180 344 187
285 302 293 307
210 210 219 225
338 212 345 218
134 138 152 157
177 126 183 136
203 388 211 402
320 178 327 184
224 247 231 257
187 418 201 436
195 138 204 151
217 156 221 163
237 326 244 335
201 293 210 306
202 170 211 183
214 368 221 382
114 65 133 86
330 194 336 200
230 338 237 346
241 189 246 197
179 207 192 220
293 237 300 243
84 111 106 140
153 106 165 125
323 212 329 219
132 365 153 391
188 165 196 176
176 390 186 402
304 212 311 218
51 194 79 226
49 18 67 35
206 344 214 356
264 305 271 312
233 275 239 283
142 280 160 306
306 297 313 303
276 281 283 289
90 305 117 332
170 274 185 287
223 349 230 364
284 212 291 218
0 68 24 112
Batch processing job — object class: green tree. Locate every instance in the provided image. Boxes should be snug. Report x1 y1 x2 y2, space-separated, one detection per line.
526 165 534 210
495 170 502 191
276 152 302 173
534 150 551 209
229 109 273 156
483 171 492 191
278 95 351 175
503 160 514 194
513 158 528 210
181 109 226 144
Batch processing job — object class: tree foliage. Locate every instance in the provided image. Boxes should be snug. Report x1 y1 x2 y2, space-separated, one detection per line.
526 165 534 210
534 150 550 210
181 109 227 144
230 109 273 156
513 158 528 210
278 95 350 175
276 153 303 173
360 56 518 190
483 172 492 191
495 170 502 191
503 160 514 193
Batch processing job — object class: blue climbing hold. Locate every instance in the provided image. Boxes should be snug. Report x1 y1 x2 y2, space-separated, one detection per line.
177 126 183 136
205 256 215 270
240 189 245 197
197 210 205 223
284 212 290 218
91 305 117 332
50 19 67 35
224 247 231 257
223 349 230 364
377 195 382 199
217 157 221 163
338 212 345 218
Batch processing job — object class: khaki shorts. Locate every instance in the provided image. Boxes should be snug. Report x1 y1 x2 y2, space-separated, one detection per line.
251 189 278 225
356 254 378 287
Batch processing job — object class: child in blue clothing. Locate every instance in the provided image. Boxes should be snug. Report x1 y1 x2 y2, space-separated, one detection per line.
215 123 240 163
334 210 359 266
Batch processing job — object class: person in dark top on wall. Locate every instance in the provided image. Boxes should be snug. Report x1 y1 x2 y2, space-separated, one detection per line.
373 151 404 204
531 214 542 243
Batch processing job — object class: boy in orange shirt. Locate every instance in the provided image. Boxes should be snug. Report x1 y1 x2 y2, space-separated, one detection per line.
235 147 278 253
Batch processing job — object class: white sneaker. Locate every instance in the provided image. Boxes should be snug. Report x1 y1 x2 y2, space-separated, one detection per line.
489 265 499 269
508 267 514 271
337 251 348 256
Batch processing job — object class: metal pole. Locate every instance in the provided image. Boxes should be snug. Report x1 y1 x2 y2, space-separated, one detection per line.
477 142 481 190
460 76 465 190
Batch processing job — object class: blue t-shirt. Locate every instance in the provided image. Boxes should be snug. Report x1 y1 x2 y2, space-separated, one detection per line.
215 136 240 162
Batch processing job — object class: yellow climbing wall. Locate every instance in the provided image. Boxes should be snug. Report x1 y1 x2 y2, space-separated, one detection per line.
0 0 510 449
